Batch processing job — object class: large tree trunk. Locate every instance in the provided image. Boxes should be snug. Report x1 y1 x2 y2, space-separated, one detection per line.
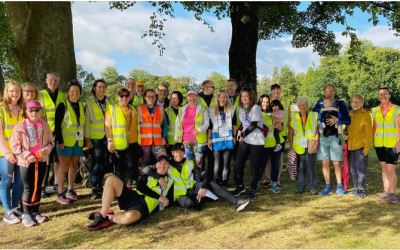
229 2 259 92
6 2 76 91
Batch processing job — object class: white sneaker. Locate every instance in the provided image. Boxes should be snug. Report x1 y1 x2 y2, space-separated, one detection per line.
3 210 20 224
22 214 36 227
274 144 282 152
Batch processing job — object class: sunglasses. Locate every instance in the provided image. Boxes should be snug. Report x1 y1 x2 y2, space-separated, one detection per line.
27 108 42 113
119 94 130 98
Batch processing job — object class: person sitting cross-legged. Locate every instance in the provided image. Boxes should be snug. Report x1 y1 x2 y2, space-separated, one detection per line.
86 155 174 231
144 143 251 212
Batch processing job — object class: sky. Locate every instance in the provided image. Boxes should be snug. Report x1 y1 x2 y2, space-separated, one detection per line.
71 1 400 82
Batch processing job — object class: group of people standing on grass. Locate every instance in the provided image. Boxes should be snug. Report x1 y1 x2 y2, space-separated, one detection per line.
0 73 398 230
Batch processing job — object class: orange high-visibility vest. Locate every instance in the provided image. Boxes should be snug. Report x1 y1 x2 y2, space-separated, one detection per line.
137 104 164 146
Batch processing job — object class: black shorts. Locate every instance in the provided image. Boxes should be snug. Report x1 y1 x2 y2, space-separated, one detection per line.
117 185 149 218
375 147 400 165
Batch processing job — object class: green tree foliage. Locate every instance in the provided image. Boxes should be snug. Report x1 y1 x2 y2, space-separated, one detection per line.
300 40 400 110
257 75 272 96
105 83 124 100
100 66 126 86
276 66 298 104
205 71 227 91
0 2 21 91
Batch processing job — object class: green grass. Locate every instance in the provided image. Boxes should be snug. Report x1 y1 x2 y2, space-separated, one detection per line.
2 149 400 249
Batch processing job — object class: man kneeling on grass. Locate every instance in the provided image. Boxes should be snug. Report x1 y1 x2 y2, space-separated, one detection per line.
144 143 251 212
86 155 173 231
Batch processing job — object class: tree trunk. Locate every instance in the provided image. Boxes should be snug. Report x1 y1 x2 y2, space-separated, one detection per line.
0 60 5 94
229 2 259 92
6 2 76 91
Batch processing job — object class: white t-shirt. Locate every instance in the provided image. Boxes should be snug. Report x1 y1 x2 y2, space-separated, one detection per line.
239 105 265 145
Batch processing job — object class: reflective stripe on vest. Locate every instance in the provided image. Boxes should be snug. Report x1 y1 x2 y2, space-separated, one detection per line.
373 105 400 148
209 108 234 151
263 112 283 148
168 160 195 201
136 176 173 213
109 104 139 150
291 111 318 154
0 106 24 156
281 98 289 136
61 101 85 147
137 104 164 146
165 106 178 145
86 96 113 139
234 96 241 129
39 90 66 132
176 104 207 143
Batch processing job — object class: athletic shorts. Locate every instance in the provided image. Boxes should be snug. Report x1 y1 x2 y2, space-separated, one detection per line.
317 135 343 161
56 142 83 157
375 147 400 165
117 185 149 218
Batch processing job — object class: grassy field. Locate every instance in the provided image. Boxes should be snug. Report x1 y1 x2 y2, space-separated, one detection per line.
2 148 400 249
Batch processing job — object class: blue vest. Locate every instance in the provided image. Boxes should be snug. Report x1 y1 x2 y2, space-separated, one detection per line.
208 107 234 151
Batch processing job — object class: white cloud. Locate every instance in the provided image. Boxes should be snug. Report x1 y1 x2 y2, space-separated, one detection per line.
76 50 116 74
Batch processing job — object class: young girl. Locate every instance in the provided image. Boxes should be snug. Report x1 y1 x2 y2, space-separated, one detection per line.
268 100 284 152
10 101 54 227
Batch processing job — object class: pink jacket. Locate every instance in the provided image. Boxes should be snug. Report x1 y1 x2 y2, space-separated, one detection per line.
273 110 284 123
10 119 54 167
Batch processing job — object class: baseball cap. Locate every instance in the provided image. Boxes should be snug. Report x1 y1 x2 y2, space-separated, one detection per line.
173 143 185 152
187 90 198 96
157 154 169 162
26 101 42 109
117 88 130 95
270 83 281 90
136 81 145 86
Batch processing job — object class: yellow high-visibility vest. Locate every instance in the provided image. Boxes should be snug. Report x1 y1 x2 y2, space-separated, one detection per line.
39 90 66 132
0 106 24 157
372 105 400 148
136 175 173 213
165 106 178 145
61 101 85 147
176 104 207 143
290 111 318 154
263 112 284 148
108 104 141 150
168 160 196 201
86 95 113 139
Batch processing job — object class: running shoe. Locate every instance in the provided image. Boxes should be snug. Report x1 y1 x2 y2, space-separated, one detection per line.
3 210 20 224
66 190 79 201
56 194 70 205
388 193 398 204
261 178 272 188
88 210 115 220
86 214 110 231
12 207 23 220
236 199 251 212
376 191 390 202
32 212 47 224
272 185 281 193
336 185 345 195
249 189 257 200
321 187 332 196
22 214 36 227
232 186 245 196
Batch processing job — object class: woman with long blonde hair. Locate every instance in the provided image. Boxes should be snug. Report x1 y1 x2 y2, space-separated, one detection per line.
0 81 25 224
207 89 236 188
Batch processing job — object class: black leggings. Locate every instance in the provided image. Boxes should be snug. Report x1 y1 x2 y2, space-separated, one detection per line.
177 181 237 208
213 149 231 186
234 142 264 190
20 162 46 214
113 142 140 185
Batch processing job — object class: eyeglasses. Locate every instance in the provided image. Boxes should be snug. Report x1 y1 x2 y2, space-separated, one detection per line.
23 90 35 94
119 94 130 98
8 90 21 94
27 109 42 113
146 95 156 98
